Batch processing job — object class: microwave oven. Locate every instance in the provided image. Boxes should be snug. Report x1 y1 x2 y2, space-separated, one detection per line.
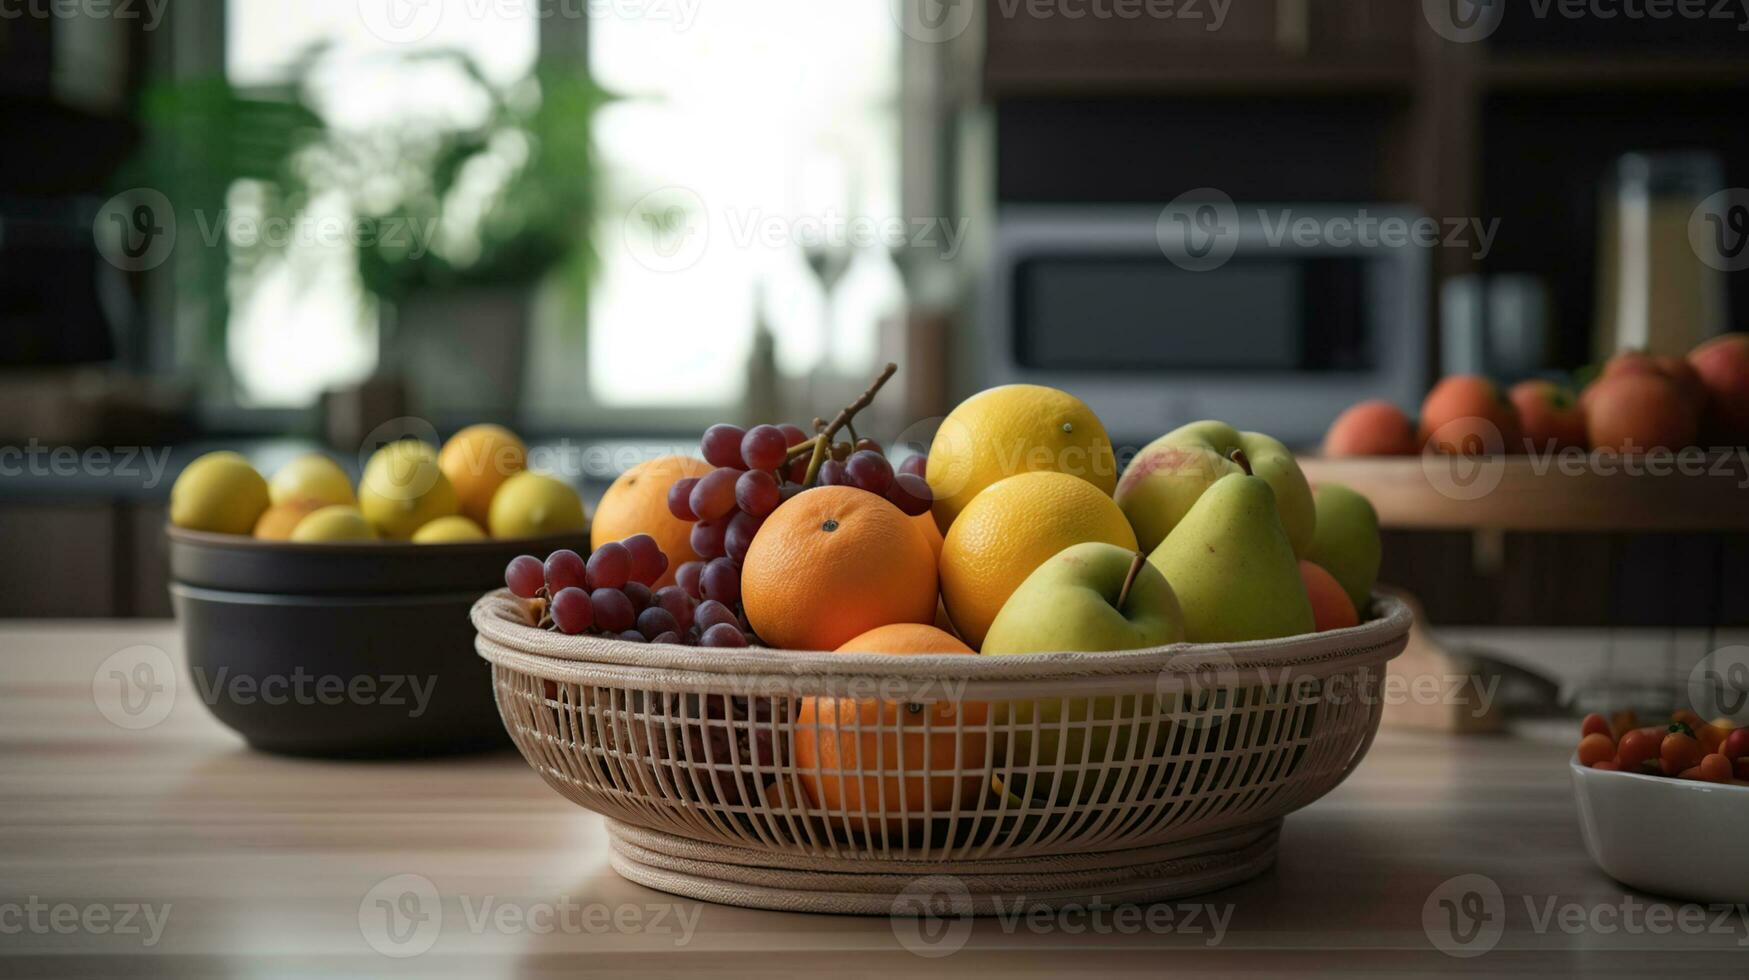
982 205 1429 448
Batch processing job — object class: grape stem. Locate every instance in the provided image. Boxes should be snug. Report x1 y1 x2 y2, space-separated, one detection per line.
802 362 899 486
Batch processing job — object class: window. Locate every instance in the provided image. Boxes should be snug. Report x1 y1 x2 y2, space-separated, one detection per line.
223 0 538 407
214 1 901 422
582 2 902 411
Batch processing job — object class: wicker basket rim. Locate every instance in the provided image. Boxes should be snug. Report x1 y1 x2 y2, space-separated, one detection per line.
471 590 1413 682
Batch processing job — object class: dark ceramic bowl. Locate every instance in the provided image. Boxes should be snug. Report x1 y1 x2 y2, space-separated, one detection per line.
168 527 586 758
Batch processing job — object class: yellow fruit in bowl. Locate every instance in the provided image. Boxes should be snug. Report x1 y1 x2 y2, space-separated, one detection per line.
170 452 271 535
253 498 328 540
938 470 1138 649
926 384 1117 535
290 505 378 542
438 424 526 526
358 440 460 540
590 455 712 587
411 515 487 543
488 471 586 539
267 453 355 508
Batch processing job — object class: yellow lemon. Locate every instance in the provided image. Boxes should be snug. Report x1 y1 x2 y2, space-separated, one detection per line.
926 384 1117 535
438 424 527 526
488 471 587 539
170 452 270 535
253 498 328 540
358 440 459 540
411 515 488 543
290 505 378 542
267 453 355 508
938 471 1137 649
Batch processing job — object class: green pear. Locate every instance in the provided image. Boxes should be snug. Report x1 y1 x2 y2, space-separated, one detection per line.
1148 467 1315 643
1306 483 1381 619
1115 420 1314 557
982 542 1185 804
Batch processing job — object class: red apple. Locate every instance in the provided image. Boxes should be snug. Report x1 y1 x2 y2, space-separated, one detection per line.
1323 400 1418 457
1688 333 1749 447
1420 376 1523 455
1585 373 1698 452
1509 380 1586 453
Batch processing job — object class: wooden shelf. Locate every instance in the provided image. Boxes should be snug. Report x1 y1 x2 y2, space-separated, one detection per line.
1300 454 1749 533
1484 55 1749 93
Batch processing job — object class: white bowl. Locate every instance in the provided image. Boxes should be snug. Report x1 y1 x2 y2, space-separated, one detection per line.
1571 756 1749 903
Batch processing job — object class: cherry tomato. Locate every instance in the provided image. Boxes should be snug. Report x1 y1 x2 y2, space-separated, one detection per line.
1661 732 1702 776
1611 710 1639 738
1736 758 1749 781
1616 729 1662 772
1578 732 1616 766
1698 753 1734 783
1581 713 1611 739
1723 727 1749 761
1673 709 1706 731
1590 759 1621 771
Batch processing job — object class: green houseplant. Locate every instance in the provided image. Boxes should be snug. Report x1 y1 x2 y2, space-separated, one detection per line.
130 48 603 414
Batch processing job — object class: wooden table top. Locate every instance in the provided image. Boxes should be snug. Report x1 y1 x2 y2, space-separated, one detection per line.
4 621 1745 978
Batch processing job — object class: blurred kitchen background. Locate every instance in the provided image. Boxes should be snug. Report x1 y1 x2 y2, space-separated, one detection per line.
3 0 1748 707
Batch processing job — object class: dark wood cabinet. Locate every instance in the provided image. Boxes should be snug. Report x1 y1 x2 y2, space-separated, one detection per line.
984 0 1416 94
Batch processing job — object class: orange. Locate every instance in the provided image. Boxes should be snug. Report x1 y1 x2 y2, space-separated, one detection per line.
1299 561 1359 632
741 486 937 651
911 510 943 562
591 455 712 588
926 384 1117 535
253 498 327 541
938 471 1137 649
794 624 988 834
438 424 527 526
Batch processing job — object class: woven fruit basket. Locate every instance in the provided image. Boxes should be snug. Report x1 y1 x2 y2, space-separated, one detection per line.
473 590 1413 914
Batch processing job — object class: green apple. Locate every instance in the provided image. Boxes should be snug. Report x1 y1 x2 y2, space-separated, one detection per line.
982 542 1185 803
1147 469 1315 643
1115 420 1314 557
1305 482 1381 619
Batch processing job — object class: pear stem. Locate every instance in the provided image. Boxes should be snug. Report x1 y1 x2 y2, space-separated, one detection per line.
1229 448 1253 475
1116 550 1146 612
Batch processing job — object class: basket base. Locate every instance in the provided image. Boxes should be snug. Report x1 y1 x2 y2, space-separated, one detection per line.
605 819 1281 915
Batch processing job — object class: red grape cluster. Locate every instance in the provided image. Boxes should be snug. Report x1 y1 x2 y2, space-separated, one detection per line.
665 422 933 610
503 534 751 648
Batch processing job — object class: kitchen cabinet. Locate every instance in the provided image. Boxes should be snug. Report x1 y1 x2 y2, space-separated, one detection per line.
984 0 1416 94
